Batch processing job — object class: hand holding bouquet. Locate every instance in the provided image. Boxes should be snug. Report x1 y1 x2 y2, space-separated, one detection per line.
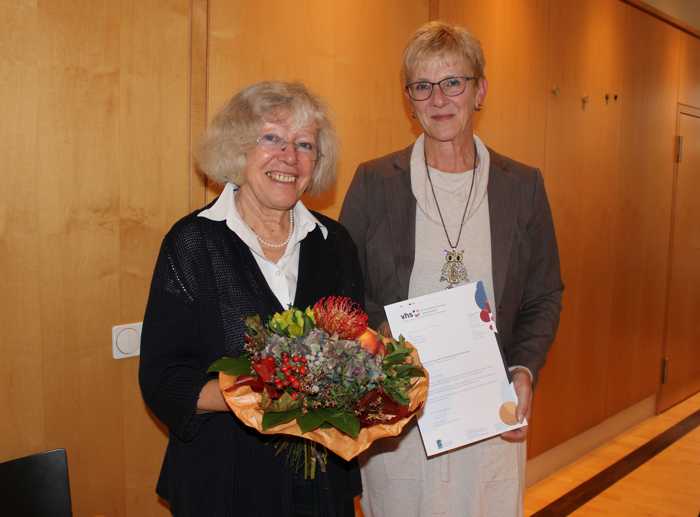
209 297 427 474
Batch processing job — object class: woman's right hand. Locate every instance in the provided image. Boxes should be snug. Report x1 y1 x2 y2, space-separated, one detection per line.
196 379 229 413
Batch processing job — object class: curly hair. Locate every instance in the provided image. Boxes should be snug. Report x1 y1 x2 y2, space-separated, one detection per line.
196 81 338 195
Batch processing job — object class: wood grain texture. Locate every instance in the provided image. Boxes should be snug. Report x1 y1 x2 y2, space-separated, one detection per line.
204 0 429 218
190 0 209 210
530 408 700 515
526 392 700 516
437 0 550 169
529 0 627 456
657 107 700 412
605 2 679 417
118 3 191 515
0 1 191 515
679 31 700 108
36 2 125 513
623 0 700 39
572 426 700 516
0 0 45 460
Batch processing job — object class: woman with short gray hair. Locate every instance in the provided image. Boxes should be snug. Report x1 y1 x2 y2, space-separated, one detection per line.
341 21 563 517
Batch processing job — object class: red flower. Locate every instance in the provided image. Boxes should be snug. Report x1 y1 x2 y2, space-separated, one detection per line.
226 375 264 393
252 356 277 382
355 388 417 426
313 296 368 339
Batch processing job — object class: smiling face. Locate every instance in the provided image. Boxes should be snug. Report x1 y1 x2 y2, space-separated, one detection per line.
239 115 318 214
407 54 487 146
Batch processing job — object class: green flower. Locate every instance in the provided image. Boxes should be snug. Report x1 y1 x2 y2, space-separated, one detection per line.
269 307 315 338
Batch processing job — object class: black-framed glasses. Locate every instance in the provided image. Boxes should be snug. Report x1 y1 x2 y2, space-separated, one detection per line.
405 76 478 101
256 133 319 159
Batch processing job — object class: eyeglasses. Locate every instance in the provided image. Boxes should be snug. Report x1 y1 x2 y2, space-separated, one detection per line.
256 133 318 159
405 76 478 101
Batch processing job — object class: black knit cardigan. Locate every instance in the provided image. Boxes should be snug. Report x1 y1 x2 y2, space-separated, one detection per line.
139 205 364 516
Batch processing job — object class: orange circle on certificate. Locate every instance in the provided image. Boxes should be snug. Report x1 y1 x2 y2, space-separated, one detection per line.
499 401 518 425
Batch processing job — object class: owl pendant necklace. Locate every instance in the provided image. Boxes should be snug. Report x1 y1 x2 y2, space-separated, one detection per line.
424 141 477 289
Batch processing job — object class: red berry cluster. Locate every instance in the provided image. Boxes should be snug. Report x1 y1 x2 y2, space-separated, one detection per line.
273 352 308 400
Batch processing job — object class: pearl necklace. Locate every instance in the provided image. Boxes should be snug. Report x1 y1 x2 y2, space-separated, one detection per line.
253 210 294 249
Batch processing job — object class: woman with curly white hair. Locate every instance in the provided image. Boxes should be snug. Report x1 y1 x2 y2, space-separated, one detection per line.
140 81 363 516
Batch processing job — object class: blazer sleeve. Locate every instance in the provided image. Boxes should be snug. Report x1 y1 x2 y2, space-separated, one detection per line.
505 170 563 383
339 164 388 328
138 233 213 442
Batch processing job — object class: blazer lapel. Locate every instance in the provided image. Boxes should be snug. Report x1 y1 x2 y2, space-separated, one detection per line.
294 226 326 308
488 154 518 308
383 146 416 300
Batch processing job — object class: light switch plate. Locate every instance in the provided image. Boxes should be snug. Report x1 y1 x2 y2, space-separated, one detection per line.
112 322 142 359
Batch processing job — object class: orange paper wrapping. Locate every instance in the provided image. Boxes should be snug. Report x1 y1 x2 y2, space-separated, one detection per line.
219 340 428 461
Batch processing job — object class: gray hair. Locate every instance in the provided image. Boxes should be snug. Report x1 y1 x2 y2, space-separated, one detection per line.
196 81 338 195
402 21 486 84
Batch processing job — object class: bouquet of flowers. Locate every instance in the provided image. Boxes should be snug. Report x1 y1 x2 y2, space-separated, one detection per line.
209 296 427 477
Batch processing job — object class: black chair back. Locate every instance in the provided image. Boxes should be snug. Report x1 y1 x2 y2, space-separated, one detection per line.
1 448 72 517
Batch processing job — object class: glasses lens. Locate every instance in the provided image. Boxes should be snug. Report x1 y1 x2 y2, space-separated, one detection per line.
257 134 317 158
258 133 285 149
294 141 317 156
439 77 468 97
408 82 433 101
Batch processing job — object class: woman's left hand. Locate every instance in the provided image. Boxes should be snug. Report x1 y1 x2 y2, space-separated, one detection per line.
500 369 532 442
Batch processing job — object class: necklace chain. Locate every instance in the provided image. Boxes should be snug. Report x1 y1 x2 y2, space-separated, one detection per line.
253 210 295 249
424 140 477 250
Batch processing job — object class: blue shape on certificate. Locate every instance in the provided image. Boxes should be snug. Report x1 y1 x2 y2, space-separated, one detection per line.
475 280 488 309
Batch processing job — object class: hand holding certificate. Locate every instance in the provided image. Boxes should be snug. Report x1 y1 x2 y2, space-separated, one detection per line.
385 281 526 456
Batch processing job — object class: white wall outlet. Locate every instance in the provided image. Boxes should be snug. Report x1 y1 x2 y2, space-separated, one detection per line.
112 322 142 359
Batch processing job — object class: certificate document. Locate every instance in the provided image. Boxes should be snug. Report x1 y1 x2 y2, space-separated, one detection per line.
384 281 526 456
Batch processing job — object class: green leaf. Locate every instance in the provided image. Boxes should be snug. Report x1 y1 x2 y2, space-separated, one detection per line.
297 410 326 433
266 392 302 412
207 356 251 375
262 408 303 430
296 409 360 438
324 411 360 438
384 385 410 406
393 364 425 378
384 341 396 355
383 350 410 366
302 312 315 336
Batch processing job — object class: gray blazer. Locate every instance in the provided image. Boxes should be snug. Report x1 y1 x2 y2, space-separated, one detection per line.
339 144 563 383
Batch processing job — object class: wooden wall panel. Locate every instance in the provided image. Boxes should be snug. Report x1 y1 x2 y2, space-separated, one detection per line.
35 2 125 513
0 0 44 460
528 0 627 456
437 0 550 169
607 4 678 416
205 0 429 219
679 31 700 107
1 1 191 515
118 2 191 515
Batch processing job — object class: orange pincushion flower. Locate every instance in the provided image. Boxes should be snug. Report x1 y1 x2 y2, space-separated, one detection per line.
313 296 368 339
